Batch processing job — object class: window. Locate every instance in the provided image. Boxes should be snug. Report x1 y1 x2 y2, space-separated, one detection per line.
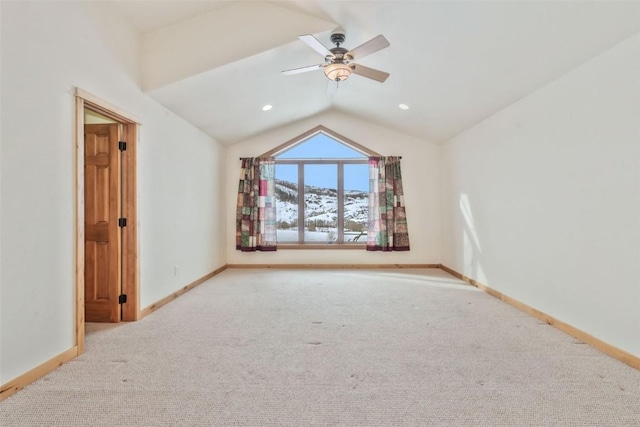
269 127 376 245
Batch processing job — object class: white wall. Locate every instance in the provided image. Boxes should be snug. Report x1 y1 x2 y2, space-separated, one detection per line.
441 34 640 357
226 111 441 265
0 1 226 383
138 102 226 308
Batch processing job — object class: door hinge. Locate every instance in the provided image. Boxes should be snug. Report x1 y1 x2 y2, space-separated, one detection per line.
118 218 127 227
119 141 127 151
119 294 127 304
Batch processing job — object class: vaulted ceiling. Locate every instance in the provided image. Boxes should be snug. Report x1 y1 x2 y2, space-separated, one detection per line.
110 1 640 145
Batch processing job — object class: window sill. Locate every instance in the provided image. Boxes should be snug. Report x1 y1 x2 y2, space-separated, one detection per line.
277 244 366 250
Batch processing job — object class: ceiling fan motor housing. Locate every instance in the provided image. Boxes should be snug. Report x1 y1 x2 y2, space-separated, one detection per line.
328 47 350 63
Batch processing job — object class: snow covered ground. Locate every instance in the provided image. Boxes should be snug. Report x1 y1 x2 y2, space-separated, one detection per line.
277 229 366 243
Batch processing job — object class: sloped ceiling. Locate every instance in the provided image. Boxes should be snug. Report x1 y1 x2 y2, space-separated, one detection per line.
112 1 640 145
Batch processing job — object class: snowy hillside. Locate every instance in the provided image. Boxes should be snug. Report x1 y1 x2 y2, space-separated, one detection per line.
275 179 367 230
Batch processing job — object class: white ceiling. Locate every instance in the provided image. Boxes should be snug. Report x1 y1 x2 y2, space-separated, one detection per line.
111 1 640 145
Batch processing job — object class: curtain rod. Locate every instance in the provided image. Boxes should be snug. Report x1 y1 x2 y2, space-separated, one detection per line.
239 156 402 160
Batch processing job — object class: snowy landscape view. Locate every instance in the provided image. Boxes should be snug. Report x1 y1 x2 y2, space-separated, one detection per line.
275 179 368 243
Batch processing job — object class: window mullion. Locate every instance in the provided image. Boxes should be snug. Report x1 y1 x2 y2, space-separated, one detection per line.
298 162 304 244
337 161 344 244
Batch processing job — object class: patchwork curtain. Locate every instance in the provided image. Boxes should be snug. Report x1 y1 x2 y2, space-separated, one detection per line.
236 157 277 252
367 156 410 251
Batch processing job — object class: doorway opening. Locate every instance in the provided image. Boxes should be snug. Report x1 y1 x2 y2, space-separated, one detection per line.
75 88 139 354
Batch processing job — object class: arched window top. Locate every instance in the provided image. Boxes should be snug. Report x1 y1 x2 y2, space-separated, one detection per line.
277 133 365 159
261 125 380 159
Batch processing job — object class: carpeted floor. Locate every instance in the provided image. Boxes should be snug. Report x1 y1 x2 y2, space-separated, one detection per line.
1 268 640 426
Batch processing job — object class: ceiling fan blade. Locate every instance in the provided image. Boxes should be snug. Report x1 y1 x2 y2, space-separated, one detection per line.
347 35 390 60
299 34 333 57
282 64 324 76
350 64 390 83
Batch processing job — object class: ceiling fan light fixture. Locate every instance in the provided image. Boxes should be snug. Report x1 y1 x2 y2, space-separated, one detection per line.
324 63 351 81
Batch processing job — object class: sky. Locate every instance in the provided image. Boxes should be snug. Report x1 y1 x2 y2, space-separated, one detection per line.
275 134 370 191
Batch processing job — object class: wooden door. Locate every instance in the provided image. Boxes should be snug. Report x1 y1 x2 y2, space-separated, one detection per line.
84 123 121 323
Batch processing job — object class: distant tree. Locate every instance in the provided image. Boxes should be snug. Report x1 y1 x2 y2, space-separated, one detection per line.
275 186 297 204
345 220 365 232
277 179 298 191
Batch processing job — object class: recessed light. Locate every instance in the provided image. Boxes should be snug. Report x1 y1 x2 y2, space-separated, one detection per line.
398 103 409 110
262 104 273 111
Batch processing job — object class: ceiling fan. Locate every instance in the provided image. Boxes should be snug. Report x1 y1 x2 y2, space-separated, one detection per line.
282 32 390 83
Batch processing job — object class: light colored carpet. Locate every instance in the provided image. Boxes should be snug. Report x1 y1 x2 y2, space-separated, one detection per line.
1 268 640 426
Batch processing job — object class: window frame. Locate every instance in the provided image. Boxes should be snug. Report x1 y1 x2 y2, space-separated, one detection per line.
277 158 368 246
263 126 380 249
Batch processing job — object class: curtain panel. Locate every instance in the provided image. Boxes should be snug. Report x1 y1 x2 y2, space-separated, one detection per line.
236 157 277 252
367 156 410 251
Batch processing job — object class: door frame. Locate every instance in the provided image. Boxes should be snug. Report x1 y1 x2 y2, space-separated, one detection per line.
75 88 140 354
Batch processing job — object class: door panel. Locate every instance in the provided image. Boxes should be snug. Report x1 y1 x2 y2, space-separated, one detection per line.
84 123 121 323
